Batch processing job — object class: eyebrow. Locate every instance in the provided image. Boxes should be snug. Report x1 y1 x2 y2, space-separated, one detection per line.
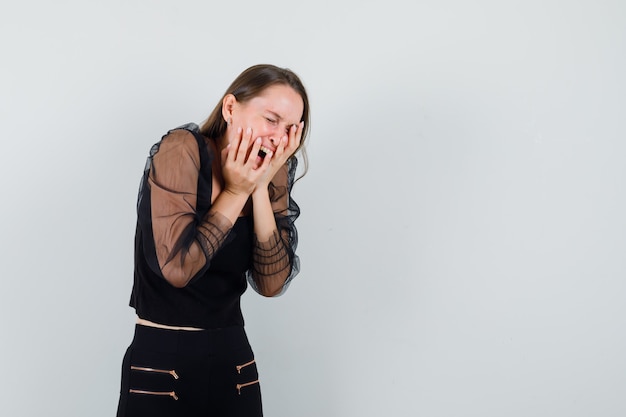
267 110 283 121
267 110 298 126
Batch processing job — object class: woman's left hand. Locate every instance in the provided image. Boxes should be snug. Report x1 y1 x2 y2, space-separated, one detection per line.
256 121 304 190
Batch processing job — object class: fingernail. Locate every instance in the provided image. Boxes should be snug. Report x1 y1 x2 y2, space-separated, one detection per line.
237 127 242 133
256 137 262 143
246 127 252 134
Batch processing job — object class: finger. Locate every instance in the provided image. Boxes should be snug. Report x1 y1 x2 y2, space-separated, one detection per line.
259 148 274 171
295 121 304 142
285 122 302 155
247 137 263 166
227 127 243 162
236 127 253 163
274 135 288 158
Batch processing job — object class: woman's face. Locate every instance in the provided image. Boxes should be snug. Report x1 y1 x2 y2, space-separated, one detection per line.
224 84 304 160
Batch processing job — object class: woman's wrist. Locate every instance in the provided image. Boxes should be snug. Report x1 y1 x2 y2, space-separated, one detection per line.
251 184 270 201
210 188 250 224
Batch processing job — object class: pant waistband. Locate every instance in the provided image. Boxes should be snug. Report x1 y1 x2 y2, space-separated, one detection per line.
131 324 249 355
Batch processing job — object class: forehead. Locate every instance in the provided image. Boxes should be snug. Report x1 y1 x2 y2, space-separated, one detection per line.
246 84 304 123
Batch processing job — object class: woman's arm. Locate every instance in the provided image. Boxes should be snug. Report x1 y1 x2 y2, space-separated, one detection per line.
149 130 249 288
248 159 301 297
247 122 304 296
150 125 279 288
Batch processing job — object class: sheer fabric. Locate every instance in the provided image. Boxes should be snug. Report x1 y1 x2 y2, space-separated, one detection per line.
130 123 300 328
147 129 233 287
246 157 300 296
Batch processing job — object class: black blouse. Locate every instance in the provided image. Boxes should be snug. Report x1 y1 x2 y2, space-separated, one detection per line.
129 123 300 329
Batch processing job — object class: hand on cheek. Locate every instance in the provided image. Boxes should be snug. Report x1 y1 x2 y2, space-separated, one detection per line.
222 127 269 196
287 121 304 156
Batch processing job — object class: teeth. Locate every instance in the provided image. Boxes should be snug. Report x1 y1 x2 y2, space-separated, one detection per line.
259 146 272 156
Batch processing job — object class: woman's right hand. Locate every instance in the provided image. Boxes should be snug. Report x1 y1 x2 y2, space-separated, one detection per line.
221 126 273 197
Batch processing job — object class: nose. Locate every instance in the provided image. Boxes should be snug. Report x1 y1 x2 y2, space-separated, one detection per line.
268 124 286 146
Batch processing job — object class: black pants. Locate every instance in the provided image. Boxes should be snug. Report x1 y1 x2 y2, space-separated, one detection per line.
116 324 263 417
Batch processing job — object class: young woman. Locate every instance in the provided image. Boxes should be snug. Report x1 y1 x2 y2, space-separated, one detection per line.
116 64 310 417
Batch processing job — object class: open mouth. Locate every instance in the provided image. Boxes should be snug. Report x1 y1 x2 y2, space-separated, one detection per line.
258 146 272 159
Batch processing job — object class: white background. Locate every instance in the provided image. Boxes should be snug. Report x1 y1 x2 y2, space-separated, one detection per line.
1 1 625 416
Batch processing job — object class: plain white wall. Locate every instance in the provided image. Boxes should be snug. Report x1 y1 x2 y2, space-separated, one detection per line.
1 1 625 416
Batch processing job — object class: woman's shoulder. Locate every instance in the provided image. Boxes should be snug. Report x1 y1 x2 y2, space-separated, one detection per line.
167 122 200 136
158 123 205 151
151 125 202 165
162 123 200 143
158 123 216 167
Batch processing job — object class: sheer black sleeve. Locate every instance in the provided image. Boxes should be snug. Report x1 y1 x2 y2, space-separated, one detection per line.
246 158 301 296
143 129 233 288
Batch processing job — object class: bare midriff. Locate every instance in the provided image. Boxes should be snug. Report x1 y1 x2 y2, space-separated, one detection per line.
136 317 204 331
